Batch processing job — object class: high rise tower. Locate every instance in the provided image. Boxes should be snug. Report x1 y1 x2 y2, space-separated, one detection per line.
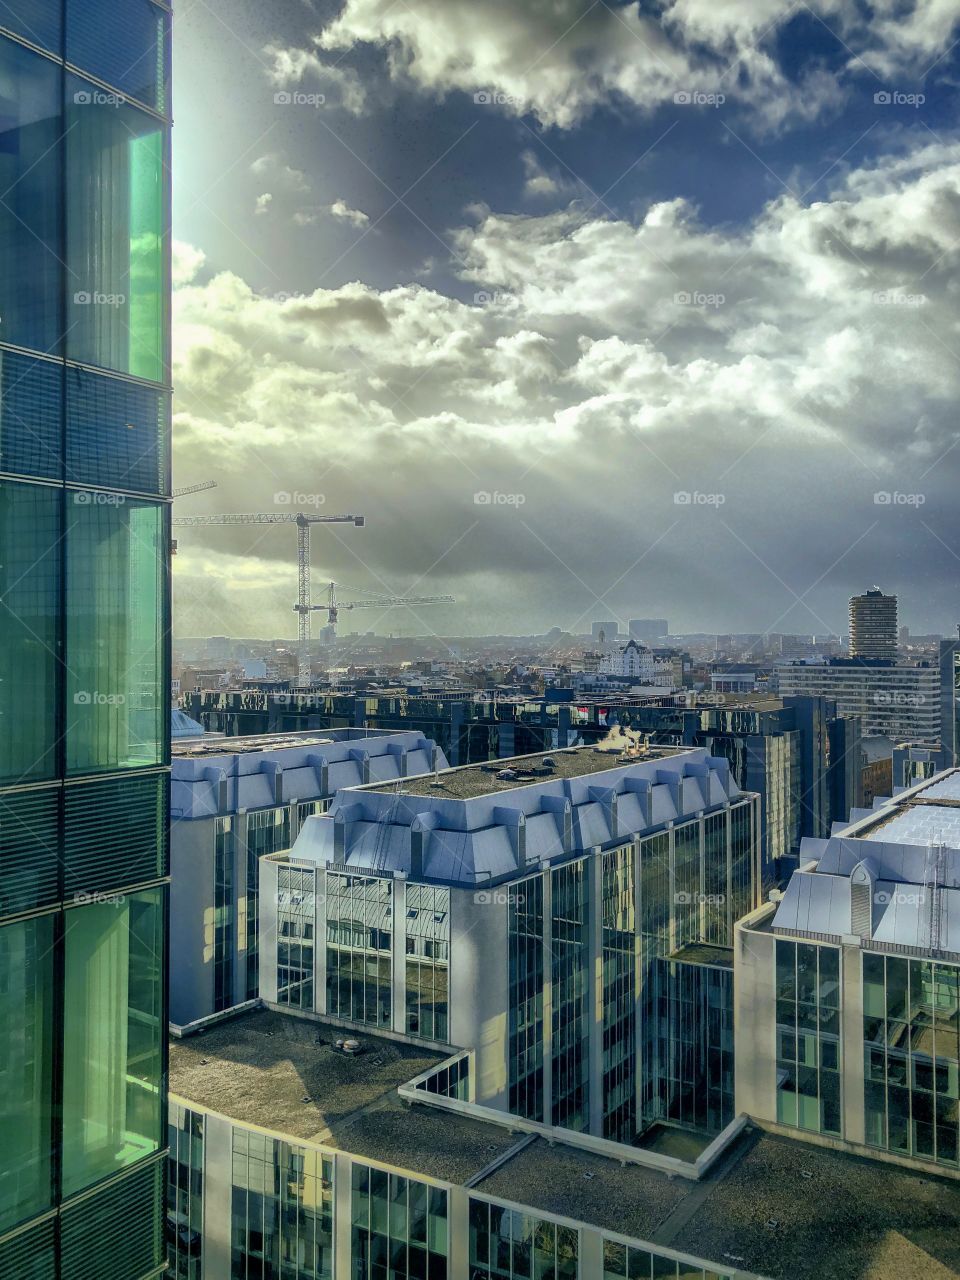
0 6 171 1277
848 587 898 660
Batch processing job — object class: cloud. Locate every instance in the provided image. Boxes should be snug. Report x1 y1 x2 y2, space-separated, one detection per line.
254 192 273 216
329 198 370 227
257 0 960 131
250 153 310 192
264 41 367 114
173 141 960 637
520 150 579 201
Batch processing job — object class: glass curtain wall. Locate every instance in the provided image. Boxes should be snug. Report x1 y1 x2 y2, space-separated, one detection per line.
351 1165 447 1280
0 5 171 1273
508 876 544 1122
404 885 449 1041
775 940 841 1137
325 874 393 1027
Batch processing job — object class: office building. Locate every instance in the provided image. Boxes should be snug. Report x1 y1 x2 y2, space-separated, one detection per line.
170 729 447 1028
849 589 898 661
775 644 960 743
736 768 960 1178
260 744 760 1143
0 6 171 1277
629 619 669 643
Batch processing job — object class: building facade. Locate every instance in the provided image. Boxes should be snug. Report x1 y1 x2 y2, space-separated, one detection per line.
169 730 446 1027
736 769 960 1178
848 589 898 661
0 5 171 1276
775 650 956 743
259 745 760 1144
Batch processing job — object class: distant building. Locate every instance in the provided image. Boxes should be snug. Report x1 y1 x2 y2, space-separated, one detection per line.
776 644 959 744
849 588 898 660
629 618 669 642
169 729 446 1028
710 670 757 694
597 639 675 686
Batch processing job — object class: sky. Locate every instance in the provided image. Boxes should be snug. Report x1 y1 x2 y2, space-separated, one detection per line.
170 0 960 642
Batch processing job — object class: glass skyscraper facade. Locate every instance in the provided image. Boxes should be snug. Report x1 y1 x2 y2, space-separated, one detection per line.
0 4 171 1277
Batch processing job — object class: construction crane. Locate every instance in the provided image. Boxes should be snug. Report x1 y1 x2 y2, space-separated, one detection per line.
172 480 217 498
172 512 365 687
314 581 455 635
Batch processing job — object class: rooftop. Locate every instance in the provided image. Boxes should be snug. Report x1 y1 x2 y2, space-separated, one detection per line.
365 744 684 799
171 1011 960 1280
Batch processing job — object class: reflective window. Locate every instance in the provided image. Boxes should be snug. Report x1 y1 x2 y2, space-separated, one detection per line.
66 0 170 114
602 1236 733 1280
326 874 393 1027
0 3 62 54
66 365 170 495
0 481 59 784
602 845 636 1141
552 860 588 1131
231 1129 333 1280
469 1199 577 1279
167 1104 203 1280
0 913 54 1232
214 817 235 1013
245 808 291 1001
0 350 62 480
0 38 62 354
65 75 167 383
404 884 449 1041
277 866 315 1011
508 875 544 1122
61 888 165 1197
65 496 165 774
351 1165 446 1280
775 940 842 1136
863 952 959 1167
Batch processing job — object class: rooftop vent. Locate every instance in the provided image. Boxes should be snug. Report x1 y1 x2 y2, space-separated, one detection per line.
334 1037 363 1056
496 768 519 780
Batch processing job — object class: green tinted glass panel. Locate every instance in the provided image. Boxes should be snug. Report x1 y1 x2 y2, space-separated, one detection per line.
65 497 165 773
65 77 167 383
0 482 59 784
61 888 164 1196
0 914 54 1232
